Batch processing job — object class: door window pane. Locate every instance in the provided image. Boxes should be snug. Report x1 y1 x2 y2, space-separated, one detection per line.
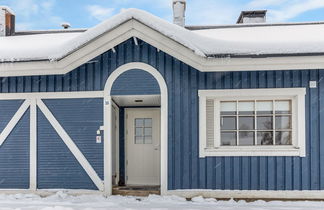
144 118 152 127
134 118 153 144
257 132 273 145
144 136 152 144
238 101 254 115
275 100 291 114
135 136 144 144
221 102 236 115
239 116 254 130
144 127 152 136
276 131 292 145
135 119 144 127
221 132 237 146
256 101 273 114
257 116 273 130
221 116 236 130
275 116 291 129
135 127 143 136
239 131 254 146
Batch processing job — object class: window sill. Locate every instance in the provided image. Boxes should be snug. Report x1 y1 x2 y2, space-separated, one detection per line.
200 146 305 157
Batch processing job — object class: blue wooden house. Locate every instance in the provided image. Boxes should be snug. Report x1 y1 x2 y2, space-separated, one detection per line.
0 1 323 199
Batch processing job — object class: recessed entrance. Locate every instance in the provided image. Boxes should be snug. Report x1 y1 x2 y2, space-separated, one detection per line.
110 95 161 196
104 62 168 196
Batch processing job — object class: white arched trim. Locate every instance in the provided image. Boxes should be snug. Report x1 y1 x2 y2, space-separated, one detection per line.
103 62 168 195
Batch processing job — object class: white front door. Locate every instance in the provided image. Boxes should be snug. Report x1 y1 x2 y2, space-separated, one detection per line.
126 108 160 185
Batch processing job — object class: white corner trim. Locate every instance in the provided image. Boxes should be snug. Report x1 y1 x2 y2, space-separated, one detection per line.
0 99 30 146
1 20 324 77
166 189 324 200
37 99 104 191
103 62 168 195
29 99 37 190
198 88 306 157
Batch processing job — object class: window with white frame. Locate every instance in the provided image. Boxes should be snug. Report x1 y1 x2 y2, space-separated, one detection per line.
198 88 306 157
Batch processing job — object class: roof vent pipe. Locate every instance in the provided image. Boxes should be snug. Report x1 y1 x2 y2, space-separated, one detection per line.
61 22 71 29
0 6 15 36
172 0 186 27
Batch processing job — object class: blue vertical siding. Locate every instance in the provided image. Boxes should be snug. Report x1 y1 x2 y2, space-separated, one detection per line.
37 108 97 189
0 38 323 191
111 69 160 95
0 100 29 189
42 99 104 180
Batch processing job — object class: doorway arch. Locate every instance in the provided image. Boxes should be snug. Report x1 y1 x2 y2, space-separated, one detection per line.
103 62 168 195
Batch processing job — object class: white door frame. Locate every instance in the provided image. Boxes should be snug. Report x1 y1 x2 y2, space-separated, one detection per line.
103 62 168 195
111 101 120 185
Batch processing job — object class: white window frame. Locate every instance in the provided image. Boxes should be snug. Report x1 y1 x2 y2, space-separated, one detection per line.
199 88 306 157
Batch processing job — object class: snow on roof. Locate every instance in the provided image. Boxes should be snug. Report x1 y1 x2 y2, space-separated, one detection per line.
0 33 81 62
1 8 324 62
193 23 324 56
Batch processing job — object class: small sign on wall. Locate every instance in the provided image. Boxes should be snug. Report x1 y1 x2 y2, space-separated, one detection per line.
96 136 102 143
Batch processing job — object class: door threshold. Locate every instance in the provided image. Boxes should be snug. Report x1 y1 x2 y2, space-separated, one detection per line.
112 185 160 196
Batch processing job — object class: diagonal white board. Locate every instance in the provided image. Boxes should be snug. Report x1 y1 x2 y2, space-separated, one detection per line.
37 99 104 191
0 99 30 146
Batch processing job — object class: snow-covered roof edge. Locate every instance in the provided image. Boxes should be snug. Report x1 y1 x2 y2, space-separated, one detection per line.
47 8 208 61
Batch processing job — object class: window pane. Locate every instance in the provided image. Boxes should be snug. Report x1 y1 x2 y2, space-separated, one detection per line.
239 116 254 130
221 132 237 146
135 119 144 127
221 102 236 115
257 116 273 130
238 101 254 115
276 131 292 145
144 127 152 136
239 131 254 146
135 136 143 144
144 118 152 127
256 101 273 114
135 127 143 136
144 136 152 144
257 132 273 145
221 116 236 130
275 116 291 129
275 100 291 114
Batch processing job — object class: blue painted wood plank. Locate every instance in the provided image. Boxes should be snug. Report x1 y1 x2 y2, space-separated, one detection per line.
283 70 293 190
292 70 301 190
182 64 190 189
310 70 320 190
301 70 311 190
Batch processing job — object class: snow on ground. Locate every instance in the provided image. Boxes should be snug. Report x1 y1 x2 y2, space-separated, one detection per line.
0 192 323 210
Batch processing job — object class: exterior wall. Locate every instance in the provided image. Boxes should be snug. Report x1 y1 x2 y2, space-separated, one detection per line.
0 38 323 191
0 100 29 189
37 99 103 189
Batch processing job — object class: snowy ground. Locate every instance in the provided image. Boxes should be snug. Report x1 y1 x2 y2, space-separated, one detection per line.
0 192 324 210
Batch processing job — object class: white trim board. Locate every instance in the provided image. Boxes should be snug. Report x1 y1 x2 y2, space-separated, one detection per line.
29 99 37 190
166 190 324 200
1 20 324 77
0 91 104 100
103 62 168 196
